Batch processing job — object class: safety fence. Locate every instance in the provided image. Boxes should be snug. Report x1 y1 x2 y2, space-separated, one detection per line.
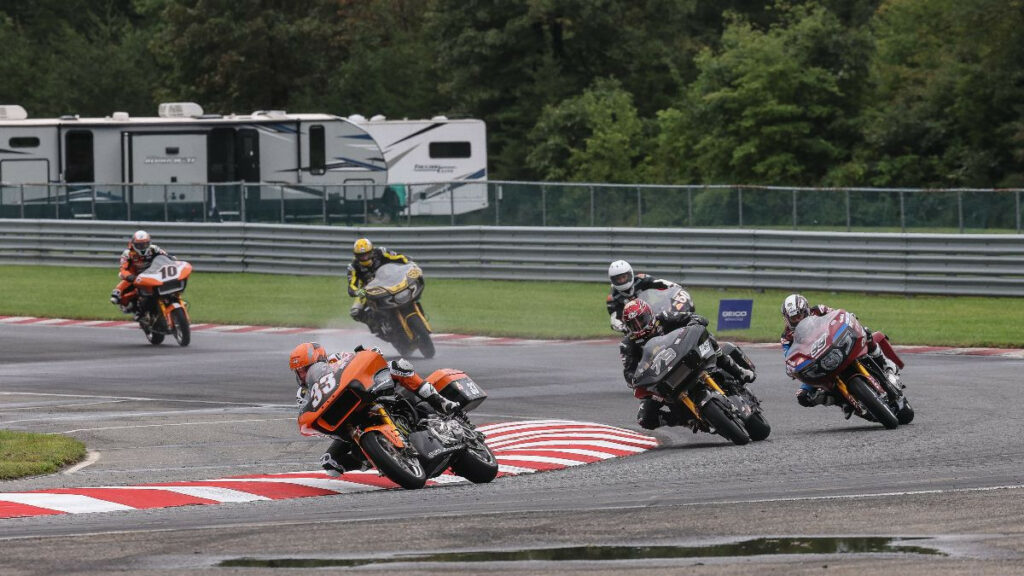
2 181 1023 233
2 219 1023 296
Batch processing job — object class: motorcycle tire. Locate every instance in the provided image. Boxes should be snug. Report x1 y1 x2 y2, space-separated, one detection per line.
451 441 499 484
359 430 427 490
744 412 772 442
171 308 190 347
701 397 750 445
897 398 915 425
847 376 899 429
144 326 165 345
407 314 435 359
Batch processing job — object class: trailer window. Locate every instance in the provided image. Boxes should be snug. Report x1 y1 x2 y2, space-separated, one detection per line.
64 131 94 183
9 137 40 148
310 125 326 175
429 141 471 159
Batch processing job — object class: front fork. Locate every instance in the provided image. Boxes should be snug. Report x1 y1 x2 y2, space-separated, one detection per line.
833 360 890 412
677 371 729 423
157 296 190 328
396 302 431 340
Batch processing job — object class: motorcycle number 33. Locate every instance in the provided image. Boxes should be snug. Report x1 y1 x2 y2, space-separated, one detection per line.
310 373 338 410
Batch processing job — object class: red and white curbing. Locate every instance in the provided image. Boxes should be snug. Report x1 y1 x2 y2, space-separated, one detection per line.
0 420 657 520
2 315 1023 356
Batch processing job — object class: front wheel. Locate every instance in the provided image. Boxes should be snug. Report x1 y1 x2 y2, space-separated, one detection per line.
407 313 435 359
451 441 499 484
847 376 899 429
359 430 427 490
701 396 750 445
171 307 190 347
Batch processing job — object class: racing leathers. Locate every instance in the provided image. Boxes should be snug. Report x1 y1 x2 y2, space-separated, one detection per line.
605 273 673 332
110 243 170 315
620 311 755 430
347 247 409 322
781 304 890 411
297 346 457 476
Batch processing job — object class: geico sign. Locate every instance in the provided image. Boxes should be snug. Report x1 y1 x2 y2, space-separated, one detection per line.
721 311 749 318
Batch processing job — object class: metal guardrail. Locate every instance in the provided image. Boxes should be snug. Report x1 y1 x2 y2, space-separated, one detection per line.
1 219 1023 296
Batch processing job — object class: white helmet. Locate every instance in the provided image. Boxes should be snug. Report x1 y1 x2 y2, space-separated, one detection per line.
608 260 635 294
782 293 810 328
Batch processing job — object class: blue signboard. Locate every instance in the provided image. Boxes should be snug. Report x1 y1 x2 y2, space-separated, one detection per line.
717 299 753 331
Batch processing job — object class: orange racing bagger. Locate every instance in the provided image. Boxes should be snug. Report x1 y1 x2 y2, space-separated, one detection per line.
298 350 428 489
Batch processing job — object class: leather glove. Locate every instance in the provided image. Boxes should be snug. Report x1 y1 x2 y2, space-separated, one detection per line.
688 314 709 326
355 289 366 298
738 367 756 384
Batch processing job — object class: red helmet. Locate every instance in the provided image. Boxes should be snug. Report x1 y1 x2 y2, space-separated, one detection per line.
622 299 655 340
288 342 327 387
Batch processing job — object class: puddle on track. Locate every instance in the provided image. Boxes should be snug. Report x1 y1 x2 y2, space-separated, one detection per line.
220 536 946 568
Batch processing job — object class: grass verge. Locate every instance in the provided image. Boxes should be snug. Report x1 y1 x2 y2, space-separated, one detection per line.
1 265 1023 347
0 430 86 480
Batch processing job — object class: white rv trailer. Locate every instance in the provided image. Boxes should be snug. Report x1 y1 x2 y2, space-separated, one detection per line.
0 103 386 219
350 115 487 216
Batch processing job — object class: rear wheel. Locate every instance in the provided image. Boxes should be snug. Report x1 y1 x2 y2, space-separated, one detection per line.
897 398 915 425
451 440 499 484
408 314 435 359
847 376 899 429
701 396 750 445
359 430 427 489
144 324 164 345
744 412 772 441
171 308 190 347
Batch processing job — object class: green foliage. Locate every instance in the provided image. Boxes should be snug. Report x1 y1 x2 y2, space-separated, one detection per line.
2 0 1023 191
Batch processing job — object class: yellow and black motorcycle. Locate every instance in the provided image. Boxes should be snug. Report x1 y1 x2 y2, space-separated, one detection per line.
362 262 435 358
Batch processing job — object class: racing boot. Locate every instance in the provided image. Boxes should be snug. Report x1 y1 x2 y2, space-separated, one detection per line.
110 289 121 305
720 354 756 386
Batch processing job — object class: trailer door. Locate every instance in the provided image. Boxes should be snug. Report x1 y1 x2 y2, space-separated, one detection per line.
64 131 94 183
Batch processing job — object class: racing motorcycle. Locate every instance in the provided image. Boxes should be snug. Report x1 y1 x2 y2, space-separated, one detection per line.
131 254 192 347
361 262 435 359
631 320 766 445
784 309 914 429
634 284 769 442
298 350 498 489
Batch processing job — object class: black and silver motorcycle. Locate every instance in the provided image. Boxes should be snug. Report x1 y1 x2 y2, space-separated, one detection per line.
632 283 770 443
361 262 434 358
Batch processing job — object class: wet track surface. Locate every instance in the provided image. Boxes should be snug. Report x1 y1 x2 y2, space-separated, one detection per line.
1 324 1023 575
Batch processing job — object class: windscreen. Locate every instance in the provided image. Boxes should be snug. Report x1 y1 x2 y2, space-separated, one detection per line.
786 312 838 360
633 327 688 386
366 262 415 290
142 254 175 275
638 284 692 316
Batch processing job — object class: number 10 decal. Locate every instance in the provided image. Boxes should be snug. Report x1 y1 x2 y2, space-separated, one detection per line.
159 265 179 279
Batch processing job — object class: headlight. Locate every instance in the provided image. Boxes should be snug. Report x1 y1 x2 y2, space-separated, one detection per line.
821 348 845 372
394 290 412 304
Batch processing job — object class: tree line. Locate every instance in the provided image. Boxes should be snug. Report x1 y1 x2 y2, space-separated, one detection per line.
2 0 1022 189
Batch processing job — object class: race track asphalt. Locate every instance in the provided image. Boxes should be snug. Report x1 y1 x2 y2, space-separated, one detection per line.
0 323 1022 575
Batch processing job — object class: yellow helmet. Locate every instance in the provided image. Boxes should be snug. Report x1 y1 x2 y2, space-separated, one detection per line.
353 238 374 267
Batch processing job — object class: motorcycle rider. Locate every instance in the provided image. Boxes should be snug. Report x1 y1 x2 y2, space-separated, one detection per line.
109 230 171 320
605 260 675 332
347 238 410 325
619 299 755 430
289 341 458 476
780 293 897 413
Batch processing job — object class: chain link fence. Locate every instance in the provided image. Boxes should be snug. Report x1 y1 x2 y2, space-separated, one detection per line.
2 181 1022 233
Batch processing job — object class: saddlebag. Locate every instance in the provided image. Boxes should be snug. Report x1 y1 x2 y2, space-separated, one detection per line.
427 369 487 412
